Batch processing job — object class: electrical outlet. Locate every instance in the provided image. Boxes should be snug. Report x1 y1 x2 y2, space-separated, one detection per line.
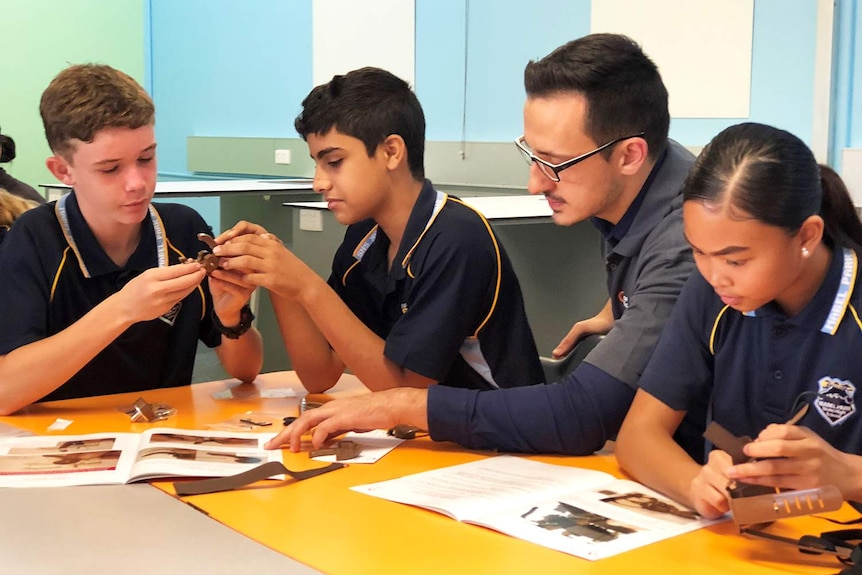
299 209 323 232
274 149 291 164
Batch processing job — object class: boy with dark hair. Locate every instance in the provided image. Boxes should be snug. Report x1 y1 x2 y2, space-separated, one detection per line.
215 66 543 393
269 34 701 457
0 64 262 414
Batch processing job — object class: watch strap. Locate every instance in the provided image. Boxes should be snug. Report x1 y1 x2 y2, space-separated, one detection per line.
212 304 254 339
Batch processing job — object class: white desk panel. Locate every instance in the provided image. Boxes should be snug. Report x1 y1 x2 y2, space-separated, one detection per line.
41 179 313 200
284 194 552 221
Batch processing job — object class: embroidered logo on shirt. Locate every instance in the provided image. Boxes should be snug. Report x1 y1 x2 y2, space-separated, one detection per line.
160 302 182 326
400 302 408 314
617 290 629 309
814 377 856 426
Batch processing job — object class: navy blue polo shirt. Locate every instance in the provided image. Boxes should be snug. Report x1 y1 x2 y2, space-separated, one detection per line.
641 247 862 455
0 192 222 402
327 180 544 390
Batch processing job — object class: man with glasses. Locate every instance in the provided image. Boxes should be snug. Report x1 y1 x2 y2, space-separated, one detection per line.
268 33 700 457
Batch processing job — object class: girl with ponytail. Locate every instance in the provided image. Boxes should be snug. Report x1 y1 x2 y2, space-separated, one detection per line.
617 122 862 520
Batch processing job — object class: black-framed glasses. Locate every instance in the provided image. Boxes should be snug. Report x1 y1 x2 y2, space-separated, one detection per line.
514 132 645 182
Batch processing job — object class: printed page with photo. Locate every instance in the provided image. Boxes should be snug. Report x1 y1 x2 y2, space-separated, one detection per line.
351 456 722 560
473 477 720 560
0 432 140 487
0 428 281 487
128 428 281 481
352 455 614 521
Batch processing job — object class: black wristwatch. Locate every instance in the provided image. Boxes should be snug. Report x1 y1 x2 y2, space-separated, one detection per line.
212 304 255 339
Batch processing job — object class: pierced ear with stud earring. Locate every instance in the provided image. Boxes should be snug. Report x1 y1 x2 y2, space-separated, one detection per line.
801 247 810 258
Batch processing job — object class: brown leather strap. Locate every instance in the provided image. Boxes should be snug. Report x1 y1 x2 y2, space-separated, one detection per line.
174 461 345 496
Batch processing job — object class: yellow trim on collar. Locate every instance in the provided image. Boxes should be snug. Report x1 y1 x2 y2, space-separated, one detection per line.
342 260 361 286
850 304 862 333
709 305 731 356
447 198 502 337
50 247 71 304
167 239 188 261
400 194 449 269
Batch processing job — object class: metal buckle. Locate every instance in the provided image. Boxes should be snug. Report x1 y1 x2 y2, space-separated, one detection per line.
128 397 175 423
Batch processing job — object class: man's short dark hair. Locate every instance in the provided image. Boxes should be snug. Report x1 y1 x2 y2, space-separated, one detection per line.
524 33 669 158
295 67 426 180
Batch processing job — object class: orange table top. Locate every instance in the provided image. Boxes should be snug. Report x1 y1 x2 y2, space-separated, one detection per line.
3 371 857 575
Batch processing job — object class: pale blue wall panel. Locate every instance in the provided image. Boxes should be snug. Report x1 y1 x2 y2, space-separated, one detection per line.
849 0 862 147
415 0 468 140
150 0 313 176
147 0 834 162
417 0 590 141
464 0 591 141
149 0 312 230
829 0 857 169
833 0 855 152
747 0 817 140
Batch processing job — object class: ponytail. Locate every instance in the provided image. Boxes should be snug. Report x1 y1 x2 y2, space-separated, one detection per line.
819 164 862 252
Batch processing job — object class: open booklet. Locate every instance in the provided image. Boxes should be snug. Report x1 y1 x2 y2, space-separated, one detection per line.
0 427 282 488
352 455 723 560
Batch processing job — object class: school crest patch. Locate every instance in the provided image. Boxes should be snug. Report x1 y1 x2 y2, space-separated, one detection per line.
814 377 856 426
159 302 182 326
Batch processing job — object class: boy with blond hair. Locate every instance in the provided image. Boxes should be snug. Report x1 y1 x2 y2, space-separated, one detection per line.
0 64 262 414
